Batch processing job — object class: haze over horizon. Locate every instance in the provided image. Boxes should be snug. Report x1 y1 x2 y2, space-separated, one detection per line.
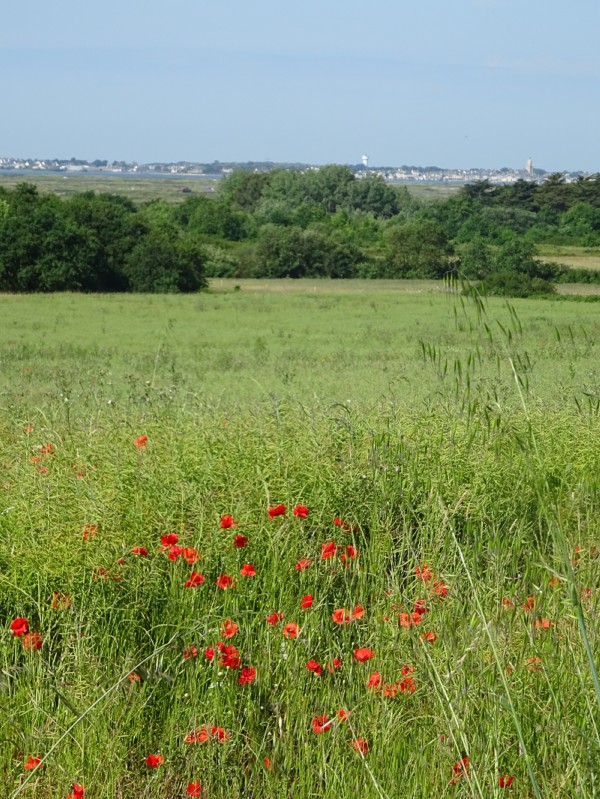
2 0 599 173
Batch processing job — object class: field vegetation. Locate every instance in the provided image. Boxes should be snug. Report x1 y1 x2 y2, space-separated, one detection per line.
1 287 600 798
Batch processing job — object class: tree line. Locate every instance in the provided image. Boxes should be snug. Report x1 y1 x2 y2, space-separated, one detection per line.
1 168 600 294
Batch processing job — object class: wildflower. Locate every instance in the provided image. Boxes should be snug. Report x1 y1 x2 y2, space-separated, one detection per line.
185 571 205 588
221 619 238 639
24 755 44 770
145 754 163 768
527 657 543 671
306 659 322 676
312 714 332 734
450 756 469 784
266 611 284 626
238 667 256 685
334 517 351 530
327 657 342 672
82 524 98 540
337 708 349 721
401 665 416 676
413 598 429 616
240 563 256 577
283 622 299 639
128 671 141 683
204 646 215 660
522 596 535 611
367 671 381 690
295 558 312 571
353 647 375 662
185 727 210 744
321 540 337 560
332 608 351 624
501 597 514 608
216 573 235 589
220 515 237 528
22 632 43 651
133 435 148 449
340 545 358 563
211 725 230 741
421 631 437 643
131 546 148 556
301 594 314 609
233 534 248 548
399 676 416 693
293 505 309 518
264 757 272 770
415 563 433 582
187 782 202 797
160 533 179 547
350 738 369 755
182 547 199 565
535 618 552 630
268 504 286 519
10 617 29 637
68 784 85 799
498 775 514 788
183 646 198 660
351 604 365 620
398 612 422 627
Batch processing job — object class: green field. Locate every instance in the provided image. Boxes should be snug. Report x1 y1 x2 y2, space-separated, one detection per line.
2 287 600 798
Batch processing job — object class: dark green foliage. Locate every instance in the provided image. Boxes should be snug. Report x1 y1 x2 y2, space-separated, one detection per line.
384 219 455 278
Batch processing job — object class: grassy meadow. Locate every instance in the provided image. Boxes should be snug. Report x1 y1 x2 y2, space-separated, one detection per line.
2 284 600 798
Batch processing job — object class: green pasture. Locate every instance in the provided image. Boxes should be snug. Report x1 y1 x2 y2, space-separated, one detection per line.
1 287 600 798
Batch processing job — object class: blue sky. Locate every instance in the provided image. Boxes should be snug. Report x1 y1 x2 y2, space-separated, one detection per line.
2 0 599 171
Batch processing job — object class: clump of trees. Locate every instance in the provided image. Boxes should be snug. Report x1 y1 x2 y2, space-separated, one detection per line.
1 167 600 294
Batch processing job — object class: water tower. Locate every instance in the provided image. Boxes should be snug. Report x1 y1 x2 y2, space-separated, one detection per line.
361 154 369 168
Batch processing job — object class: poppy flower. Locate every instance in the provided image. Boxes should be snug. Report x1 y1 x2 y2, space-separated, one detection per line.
240 563 256 577
522 596 536 611
22 632 43 651
333 517 351 530
283 622 299 639
185 727 210 744
221 619 238 639
420 631 437 643
332 608 351 624
10 617 29 637
301 594 314 609
185 571 205 588
82 524 98 540
182 547 199 565
204 646 215 660
367 671 381 690
233 534 248 548
210 725 230 741
451 756 469 781
413 599 429 616
321 541 337 560
134 435 148 449
415 563 433 582
499 775 514 788
131 546 148 556
183 646 198 660
217 643 241 669
350 738 369 755
306 659 322 676
68 784 85 799
312 714 332 734
160 533 179 547
238 667 256 685
128 671 141 683
24 755 44 770
353 647 375 662
264 757 272 770
295 558 312 571
266 611 284 626
535 618 552 630
432 580 448 598
340 545 358 563
145 754 164 768
399 676 416 693
220 514 237 528
167 545 183 561
351 605 365 620
187 782 202 797
268 504 286 519
216 573 235 589
337 708 349 721
327 657 342 672
293 505 309 518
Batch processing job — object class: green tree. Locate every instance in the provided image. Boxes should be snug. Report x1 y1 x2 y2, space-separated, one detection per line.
385 219 454 278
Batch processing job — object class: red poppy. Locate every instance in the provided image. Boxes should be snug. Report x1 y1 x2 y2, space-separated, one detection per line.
295 558 312 571
185 571 205 588
413 599 429 616
340 545 358 562
450 756 469 783
134 435 148 449
420 631 437 643
266 611 284 626
293 505 309 518
160 533 179 547
367 671 381 690
332 608 351 624
183 646 198 659
82 524 98 540
240 563 256 577
145 754 164 768
22 632 43 651
167 545 183 561
50 593 70 610
333 517 351 530
499 775 514 788
312 714 332 734
301 594 314 609
337 708 349 721
68 784 85 799
327 657 342 672
283 622 299 639
10 617 29 637
238 667 256 685
218 643 241 669
182 547 199 565
321 541 337 560
221 619 238 639
353 647 375 662
522 596 536 611
415 563 433 582
350 738 369 755
131 546 148 556
185 726 210 744
220 514 237 528
128 671 141 683
216 573 235 589
351 605 365 620
187 782 202 797
233 534 248 548
203 646 215 660
401 665 416 676
264 757 272 771
306 659 322 676
399 676 416 693
432 580 448 598
210 725 230 741
535 618 552 630
268 504 286 519
24 755 44 770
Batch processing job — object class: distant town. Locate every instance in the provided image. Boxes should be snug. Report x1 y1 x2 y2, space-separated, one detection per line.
0 155 593 185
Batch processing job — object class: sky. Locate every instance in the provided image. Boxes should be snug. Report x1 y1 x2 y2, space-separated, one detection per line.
2 0 599 171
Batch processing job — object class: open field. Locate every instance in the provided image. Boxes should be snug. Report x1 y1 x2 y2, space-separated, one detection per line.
2 287 600 798
537 245 600 271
